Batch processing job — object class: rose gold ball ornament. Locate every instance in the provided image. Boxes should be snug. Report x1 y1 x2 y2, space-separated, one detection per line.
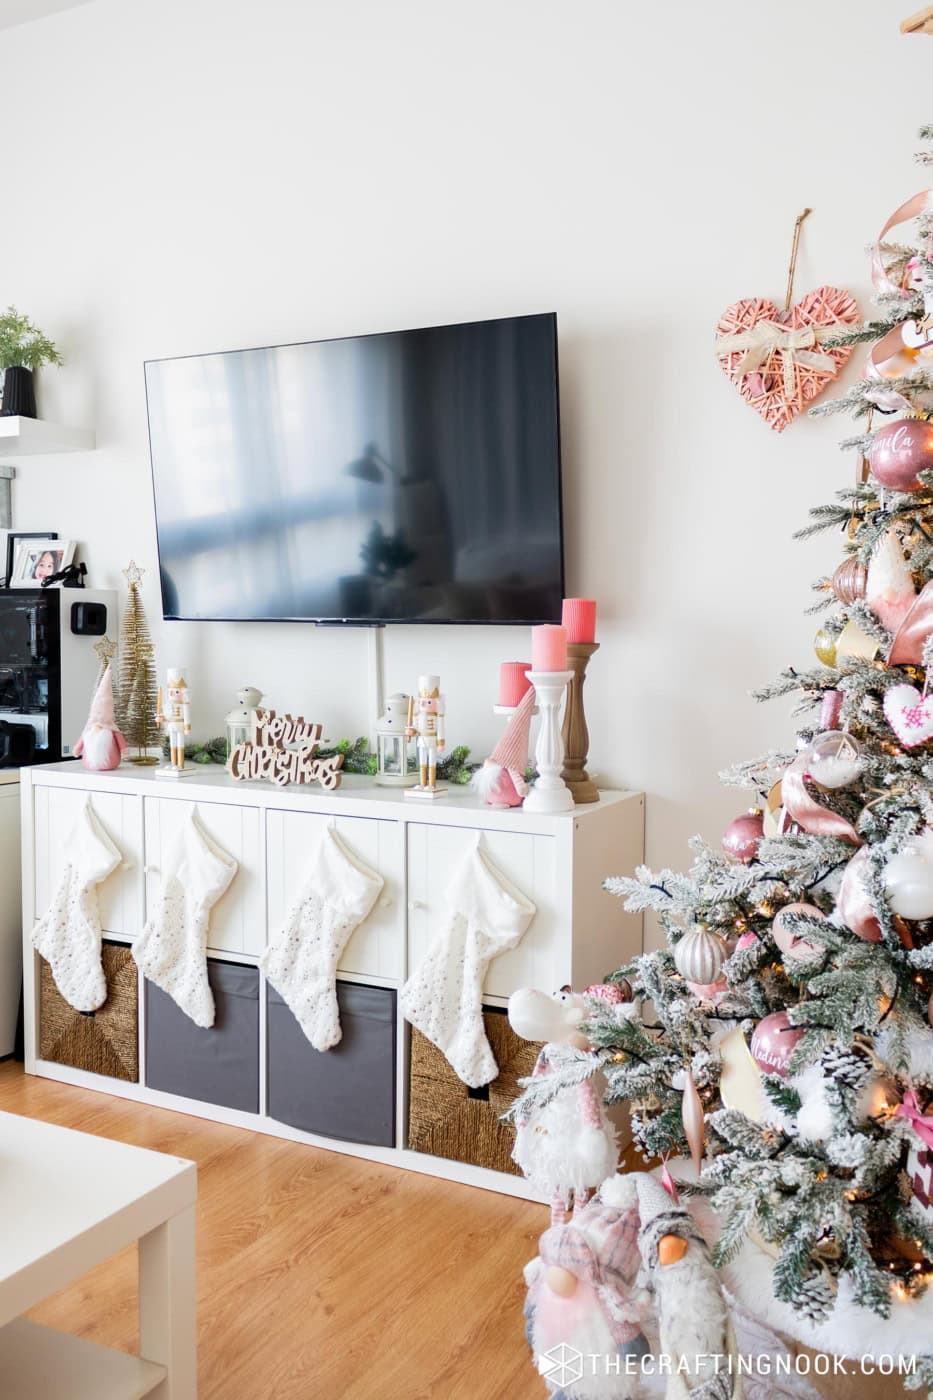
814 628 838 667
673 925 727 984
750 1010 805 1078
722 809 765 862
804 730 864 790
687 977 728 1002
928 990 933 1026
832 557 868 605
869 417 933 492
772 902 825 960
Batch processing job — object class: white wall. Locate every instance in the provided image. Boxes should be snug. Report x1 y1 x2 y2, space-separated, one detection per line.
3 0 929 940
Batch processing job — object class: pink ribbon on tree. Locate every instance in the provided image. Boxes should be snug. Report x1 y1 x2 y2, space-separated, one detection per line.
896 1089 933 1150
870 191 933 297
781 753 861 845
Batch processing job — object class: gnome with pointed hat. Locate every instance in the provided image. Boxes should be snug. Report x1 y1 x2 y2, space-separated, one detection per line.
472 687 535 807
73 665 127 771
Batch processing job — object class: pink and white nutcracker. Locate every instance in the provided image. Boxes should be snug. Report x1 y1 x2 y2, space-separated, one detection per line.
509 985 621 1226
404 673 446 798
156 667 192 774
73 664 126 771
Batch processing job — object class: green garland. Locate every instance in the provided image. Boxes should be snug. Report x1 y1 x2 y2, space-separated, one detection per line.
165 734 480 785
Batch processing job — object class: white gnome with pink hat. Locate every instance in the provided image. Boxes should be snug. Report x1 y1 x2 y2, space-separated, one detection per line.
472 686 535 808
73 664 126 771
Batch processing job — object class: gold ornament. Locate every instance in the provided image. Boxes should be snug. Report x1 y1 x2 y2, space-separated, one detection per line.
814 627 838 667
117 560 159 765
832 556 868 604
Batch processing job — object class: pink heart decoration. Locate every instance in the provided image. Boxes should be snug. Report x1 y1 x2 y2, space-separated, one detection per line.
884 683 933 748
716 286 859 432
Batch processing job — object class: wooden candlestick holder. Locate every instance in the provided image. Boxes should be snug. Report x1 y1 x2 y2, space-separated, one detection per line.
561 641 600 803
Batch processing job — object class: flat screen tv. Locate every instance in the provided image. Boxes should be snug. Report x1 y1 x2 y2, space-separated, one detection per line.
144 312 563 624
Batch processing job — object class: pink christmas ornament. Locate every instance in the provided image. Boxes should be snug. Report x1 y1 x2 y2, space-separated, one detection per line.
73 665 126 772
735 931 759 953
836 845 882 943
715 287 859 432
819 689 844 730
771 903 825 960
722 810 764 862
884 683 933 748
750 1011 805 1078
866 529 916 633
681 1069 706 1172
869 417 933 491
687 977 728 1002
583 982 628 1006
781 752 861 845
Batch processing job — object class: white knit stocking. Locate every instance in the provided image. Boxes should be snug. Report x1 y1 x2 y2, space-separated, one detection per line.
133 809 238 1028
32 799 122 1012
261 826 384 1051
400 844 536 1086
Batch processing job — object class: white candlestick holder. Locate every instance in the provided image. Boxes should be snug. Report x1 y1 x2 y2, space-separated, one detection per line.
524 670 574 813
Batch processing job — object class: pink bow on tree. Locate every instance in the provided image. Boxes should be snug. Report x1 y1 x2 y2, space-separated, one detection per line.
896 1090 933 1150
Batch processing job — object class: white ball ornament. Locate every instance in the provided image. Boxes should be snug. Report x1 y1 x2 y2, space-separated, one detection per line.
804 730 864 790
673 925 727 985
884 831 933 920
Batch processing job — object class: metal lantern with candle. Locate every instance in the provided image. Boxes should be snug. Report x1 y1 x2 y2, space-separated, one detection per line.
376 692 417 787
224 686 263 762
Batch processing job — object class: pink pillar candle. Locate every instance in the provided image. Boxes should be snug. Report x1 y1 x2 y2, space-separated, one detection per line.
562 598 597 643
531 624 568 672
499 662 532 707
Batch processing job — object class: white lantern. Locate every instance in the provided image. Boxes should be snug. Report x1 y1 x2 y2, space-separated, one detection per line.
225 686 263 761
376 693 416 787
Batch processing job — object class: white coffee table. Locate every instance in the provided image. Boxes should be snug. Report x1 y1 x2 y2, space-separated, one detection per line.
0 1109 197 1399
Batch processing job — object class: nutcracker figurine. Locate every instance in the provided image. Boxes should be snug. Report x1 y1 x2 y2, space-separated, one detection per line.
154 667 196 778
404 673 447 799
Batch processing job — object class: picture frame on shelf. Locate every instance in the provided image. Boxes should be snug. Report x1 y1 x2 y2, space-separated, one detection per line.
10 537 74 588
4 530 57 587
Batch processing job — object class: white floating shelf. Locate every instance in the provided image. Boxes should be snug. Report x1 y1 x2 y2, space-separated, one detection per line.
0 416 94 456
0 1319 166 1398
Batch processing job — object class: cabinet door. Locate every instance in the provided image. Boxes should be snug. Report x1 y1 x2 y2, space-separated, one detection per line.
266 810 403 982
406 825 562 999
34 785 142 938
144 799 264 957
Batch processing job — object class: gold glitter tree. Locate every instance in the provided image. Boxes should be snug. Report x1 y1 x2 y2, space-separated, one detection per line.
117 561 158 764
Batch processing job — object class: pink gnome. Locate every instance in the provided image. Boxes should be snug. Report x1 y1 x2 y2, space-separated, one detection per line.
73 664 126 771
508 987 619 1224
523 1194 652 1400
472 686 535 807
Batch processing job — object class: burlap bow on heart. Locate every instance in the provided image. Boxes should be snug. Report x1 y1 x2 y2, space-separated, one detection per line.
715 320 848 400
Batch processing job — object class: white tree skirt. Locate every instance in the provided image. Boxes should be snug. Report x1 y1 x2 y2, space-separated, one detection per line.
673 1164 933 1363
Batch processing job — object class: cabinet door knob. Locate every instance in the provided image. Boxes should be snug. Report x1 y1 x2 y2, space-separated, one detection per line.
408 899 426 912
144 864 160 875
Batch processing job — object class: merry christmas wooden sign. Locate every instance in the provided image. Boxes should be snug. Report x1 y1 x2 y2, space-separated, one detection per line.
226 708 344 789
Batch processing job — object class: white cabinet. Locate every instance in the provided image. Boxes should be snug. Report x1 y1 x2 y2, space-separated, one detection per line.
406 824 564 1001
34 785 142 940
144 798 264 957
266 809 404 982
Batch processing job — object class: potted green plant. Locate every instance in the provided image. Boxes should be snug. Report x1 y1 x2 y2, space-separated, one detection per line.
0 307 63 419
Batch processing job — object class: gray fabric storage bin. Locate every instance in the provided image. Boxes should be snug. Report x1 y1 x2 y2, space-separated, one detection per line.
145 959 259 1113
267 981 396 1147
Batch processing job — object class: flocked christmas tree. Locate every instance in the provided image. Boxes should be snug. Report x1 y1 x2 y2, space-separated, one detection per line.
116 560 159 765
509 128 933 1389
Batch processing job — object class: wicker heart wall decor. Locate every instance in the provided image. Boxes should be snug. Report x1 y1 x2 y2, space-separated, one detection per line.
716 209 860 432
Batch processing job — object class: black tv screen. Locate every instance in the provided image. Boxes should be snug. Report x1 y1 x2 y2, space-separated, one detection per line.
144 313 563 624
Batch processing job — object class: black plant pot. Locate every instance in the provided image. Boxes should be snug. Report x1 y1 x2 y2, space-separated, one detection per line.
0 366 37 418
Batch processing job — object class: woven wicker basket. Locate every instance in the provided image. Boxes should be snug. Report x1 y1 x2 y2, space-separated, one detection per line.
39 941 139 1082
407 1007 542 1175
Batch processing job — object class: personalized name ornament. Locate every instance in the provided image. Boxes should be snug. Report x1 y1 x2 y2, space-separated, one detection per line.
226 708 344 789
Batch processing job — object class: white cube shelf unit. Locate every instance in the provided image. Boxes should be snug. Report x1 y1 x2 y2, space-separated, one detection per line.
21 762 644 1199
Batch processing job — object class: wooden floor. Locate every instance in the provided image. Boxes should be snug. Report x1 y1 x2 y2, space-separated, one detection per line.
0 1061 549 1400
